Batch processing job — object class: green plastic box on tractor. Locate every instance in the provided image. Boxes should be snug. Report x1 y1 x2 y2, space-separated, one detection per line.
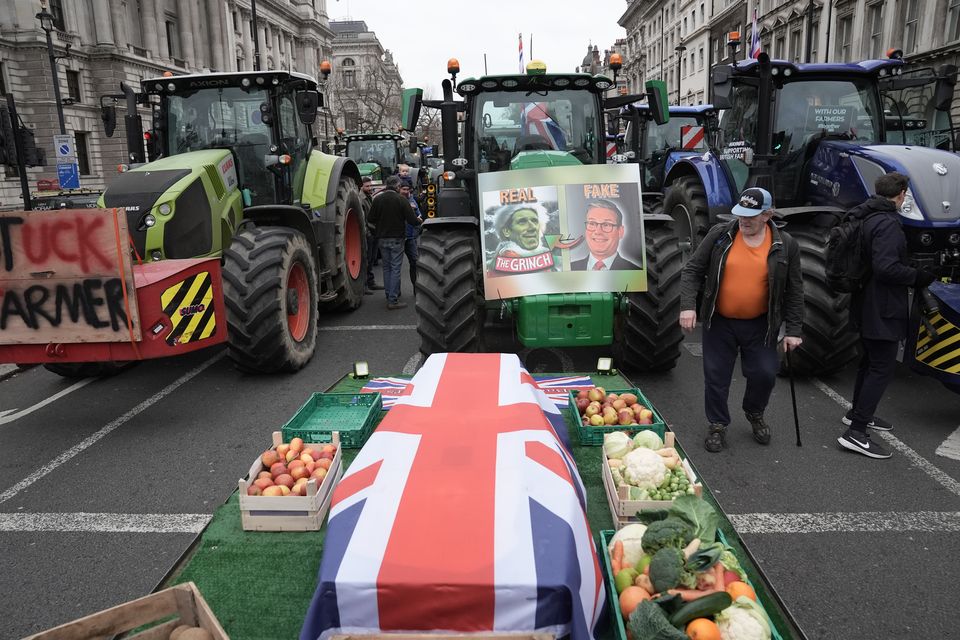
64 70 367 378
400 58 683 372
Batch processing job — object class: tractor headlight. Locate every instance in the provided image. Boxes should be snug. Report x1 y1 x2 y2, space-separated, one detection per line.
158 202 172 216
949 233 960 245
151 250 163 261
139 213 157 231
919 232 934 246
899 187 924 220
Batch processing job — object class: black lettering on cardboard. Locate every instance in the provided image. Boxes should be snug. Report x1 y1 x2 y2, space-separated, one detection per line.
81 279 109 329
0 217 24 272
0 289 33 330
24 285 57 327
103 278 128 331
55 283 85 325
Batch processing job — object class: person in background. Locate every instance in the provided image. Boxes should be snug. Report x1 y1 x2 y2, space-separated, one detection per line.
399 176 422 291
361 177 382 295
679 187 804 453
838 172 937 459
368 175 421 310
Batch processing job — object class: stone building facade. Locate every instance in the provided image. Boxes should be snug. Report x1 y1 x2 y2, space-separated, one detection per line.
0 0 334 209
327 20 403 135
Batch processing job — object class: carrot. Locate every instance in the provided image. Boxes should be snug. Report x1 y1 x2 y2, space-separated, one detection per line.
667 588 722 602
612 541 625 573
714 562 726 591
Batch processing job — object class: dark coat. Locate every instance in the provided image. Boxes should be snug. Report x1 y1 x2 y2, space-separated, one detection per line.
368 189 421 239
680 219 804 346
849 196 920 341
570 253 641 271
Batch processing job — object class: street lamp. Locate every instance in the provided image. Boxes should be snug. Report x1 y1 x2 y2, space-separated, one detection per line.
36 2 66 135
675 44 687 105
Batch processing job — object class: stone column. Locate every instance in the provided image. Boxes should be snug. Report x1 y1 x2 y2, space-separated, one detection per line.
276 30 283 68
287 36 295 72
155 0 169 60
110 0 128 50
241 10 253 70
257 24 267 69
176 0 196 63
207 0 225 70
141 0 159 59
189 0 205 68
92 0 114 46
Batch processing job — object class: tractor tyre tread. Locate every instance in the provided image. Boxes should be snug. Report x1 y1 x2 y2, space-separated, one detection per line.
318 177 366 312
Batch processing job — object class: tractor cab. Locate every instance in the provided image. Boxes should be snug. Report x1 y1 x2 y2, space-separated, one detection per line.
343 133 403 183
879 64 958 150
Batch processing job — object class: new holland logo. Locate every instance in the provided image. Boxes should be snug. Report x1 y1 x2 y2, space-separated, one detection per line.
933 163 949 176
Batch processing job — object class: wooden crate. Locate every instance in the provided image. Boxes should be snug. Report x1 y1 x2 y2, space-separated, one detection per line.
601 433 703 528
24 582 228 639
238 431 343 531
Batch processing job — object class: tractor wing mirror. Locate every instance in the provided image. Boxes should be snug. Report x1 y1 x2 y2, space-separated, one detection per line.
645 79 670 125
934 65 957 111
710 65 733 110
100 102 117 137
296 91 320 125
401 88 423 132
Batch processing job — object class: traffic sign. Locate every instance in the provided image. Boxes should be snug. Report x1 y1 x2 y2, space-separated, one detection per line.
54 134 75 159
57 162 80 189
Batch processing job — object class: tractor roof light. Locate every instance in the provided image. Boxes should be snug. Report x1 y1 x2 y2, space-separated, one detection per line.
771 67 780 76
442 171 456 181
241 77 251 87
574 78 591 87
526 60 547 75
162 71 174 78
457 82 477 93
594 78 613 90
502 78 519 88
553 77 571 87
609 53 623 71
481 79 498 89
320 60 332 77
154 83 163 91
783 68 793 76
167 83 176 92
447 58 460 75
256 76 265 85
727 31 741 45
887 48 904 60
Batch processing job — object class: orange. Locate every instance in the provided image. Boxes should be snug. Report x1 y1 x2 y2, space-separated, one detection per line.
686 617 722 640
618 586 651 619
726 580 757 602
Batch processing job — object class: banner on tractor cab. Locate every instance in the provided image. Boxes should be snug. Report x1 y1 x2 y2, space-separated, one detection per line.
0 208 141 344
478 164 646 300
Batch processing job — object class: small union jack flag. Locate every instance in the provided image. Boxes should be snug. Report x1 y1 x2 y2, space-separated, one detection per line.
521 103 568 150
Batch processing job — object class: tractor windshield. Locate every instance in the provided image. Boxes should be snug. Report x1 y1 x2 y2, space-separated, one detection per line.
166 87 271 155
880 68 956 149
470 89 600 172
346 140 399 171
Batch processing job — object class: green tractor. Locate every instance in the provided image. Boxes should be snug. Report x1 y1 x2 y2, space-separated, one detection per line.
401 60 682 371
84 70 366 375
342 132 404 185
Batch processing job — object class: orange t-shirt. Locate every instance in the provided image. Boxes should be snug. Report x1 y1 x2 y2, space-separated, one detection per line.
716 230 771 319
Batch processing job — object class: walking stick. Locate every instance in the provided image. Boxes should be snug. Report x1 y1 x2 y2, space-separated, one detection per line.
785 349 802 447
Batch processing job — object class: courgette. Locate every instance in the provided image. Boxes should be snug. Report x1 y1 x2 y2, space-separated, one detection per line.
669 591 733 627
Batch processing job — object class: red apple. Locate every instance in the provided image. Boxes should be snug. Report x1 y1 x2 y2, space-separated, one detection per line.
587 387 605 402
261 450 280 468
316 458 332 470
262 486 283 497
278 485 291 496
276 444 291 459
285 450 299 463
299 452 314 464
257 471 272 481
254 477 274 490
292 480 308 496
606 393 619 403
269 462 288 478
618 409 634 426
576 389 589 400
318 450 334 460
290 466 310 481
575 397 590 412
305 461 316 473
289 437 304 453
584 403 601 417
612 399 626 411
247 485 263 496
275 474 295 489
311 467 328 482
303 447 318 460
321 444 336 455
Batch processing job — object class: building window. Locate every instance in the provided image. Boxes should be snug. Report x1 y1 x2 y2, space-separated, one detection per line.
699 46 704 70
75 132 90 175
790 29 802 62
868 3 884 58
232 11 239 32
836 14 853 62
344 70 355 88
700 2 705 23
237 56 243 70
0 62 7 95
166 20 180 59
49 0 66 30
774 34 785 59
66 70 81 102
904 0 919 52
811 21 819 61
946 0 960 42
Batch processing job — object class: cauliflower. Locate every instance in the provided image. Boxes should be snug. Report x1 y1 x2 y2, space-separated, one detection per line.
608 523 648 566
622 446 667 490
715 596 772 640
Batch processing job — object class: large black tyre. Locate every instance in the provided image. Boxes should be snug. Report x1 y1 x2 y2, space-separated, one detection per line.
415 226 484 355
223 226 319 373
662 175 709 257
785 224 859 376
319 177 366 311
44 362 131 378
615 223 684 372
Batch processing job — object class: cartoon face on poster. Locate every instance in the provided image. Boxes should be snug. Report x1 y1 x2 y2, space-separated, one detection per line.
478 164 646 300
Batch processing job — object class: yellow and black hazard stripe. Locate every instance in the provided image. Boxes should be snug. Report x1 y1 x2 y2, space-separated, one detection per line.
160 271 217 347
915 312 960 374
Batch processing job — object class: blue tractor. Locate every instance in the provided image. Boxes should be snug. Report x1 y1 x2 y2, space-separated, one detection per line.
657 53 960 385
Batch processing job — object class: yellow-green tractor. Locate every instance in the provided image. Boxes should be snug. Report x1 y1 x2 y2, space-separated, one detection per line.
82 70 366 376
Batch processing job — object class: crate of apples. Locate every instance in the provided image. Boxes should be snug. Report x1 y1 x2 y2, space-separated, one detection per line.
574 387 656 427
238 431 342 531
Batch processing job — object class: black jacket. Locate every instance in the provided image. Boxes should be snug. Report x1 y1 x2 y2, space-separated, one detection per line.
680 219 804 346
849 196 920 341
368 189 421 239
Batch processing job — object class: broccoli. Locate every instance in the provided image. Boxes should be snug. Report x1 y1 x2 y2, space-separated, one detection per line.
641 516 694 554
649 547 697 593
626 600 689 640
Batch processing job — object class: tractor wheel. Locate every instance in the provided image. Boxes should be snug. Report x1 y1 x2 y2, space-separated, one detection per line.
44 362 131 378
662 175 709 258
223 226 319 373
319 177 366 311
615 223 684 372
415 226 484 356
784 224 859 376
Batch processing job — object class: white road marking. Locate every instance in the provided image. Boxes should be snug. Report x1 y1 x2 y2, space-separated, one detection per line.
935 425 960 462
813 378 960 499
730 511 960 534
402 352 423 375
0 352 224 505
683 342 703 357
0 512 211 534
318 325 417 331
0 378 96 426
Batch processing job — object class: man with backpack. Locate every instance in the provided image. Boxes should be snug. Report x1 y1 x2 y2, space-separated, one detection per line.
836 172 937 459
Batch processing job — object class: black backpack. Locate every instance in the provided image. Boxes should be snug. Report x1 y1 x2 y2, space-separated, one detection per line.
825 210 882 294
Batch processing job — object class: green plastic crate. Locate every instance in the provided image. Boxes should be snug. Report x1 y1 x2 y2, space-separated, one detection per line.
598 529 786 640
568 387 667 445
280 392 382 448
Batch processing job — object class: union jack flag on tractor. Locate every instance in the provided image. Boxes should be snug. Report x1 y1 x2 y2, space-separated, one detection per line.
301 353 604 640
521 103 568 150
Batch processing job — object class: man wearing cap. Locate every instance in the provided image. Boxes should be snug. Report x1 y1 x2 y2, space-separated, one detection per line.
679 187 804 452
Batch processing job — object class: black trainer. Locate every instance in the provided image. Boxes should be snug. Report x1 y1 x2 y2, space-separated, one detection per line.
744 411 771 445
842 410 893 431
838 428 892 459
704 423 727 453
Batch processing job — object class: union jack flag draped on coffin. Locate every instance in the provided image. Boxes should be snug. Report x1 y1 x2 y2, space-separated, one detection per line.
521 103 568 150
301 353 605 640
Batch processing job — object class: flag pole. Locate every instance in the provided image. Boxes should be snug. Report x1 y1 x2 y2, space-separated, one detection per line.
484 53 488 75
530 33 533 60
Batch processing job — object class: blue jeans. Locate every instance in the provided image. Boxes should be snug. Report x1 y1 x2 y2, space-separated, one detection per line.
702 314 779 426
379 237 404 304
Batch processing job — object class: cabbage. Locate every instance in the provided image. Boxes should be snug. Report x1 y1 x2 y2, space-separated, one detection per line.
603 431 633 459
632 430 663 450
714 596 772 640
608 523 648 566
